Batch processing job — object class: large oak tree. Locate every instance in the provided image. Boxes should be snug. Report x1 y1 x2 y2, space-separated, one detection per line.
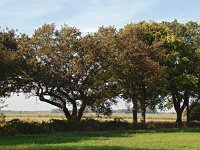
19 24 117 121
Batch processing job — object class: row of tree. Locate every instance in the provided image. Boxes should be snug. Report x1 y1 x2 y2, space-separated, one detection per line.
1 20 200 128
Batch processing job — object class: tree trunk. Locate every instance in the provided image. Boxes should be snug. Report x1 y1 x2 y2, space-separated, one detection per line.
78 103 86 121
186 106 191 127
141 82 146 124
63 107 75 121
172 94 184 128
141 104 146 124
186 110 191 126
176 110 183 128
132 99 138 124
186 98 191 127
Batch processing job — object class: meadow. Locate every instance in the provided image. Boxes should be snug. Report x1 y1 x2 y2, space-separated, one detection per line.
0 129 200 150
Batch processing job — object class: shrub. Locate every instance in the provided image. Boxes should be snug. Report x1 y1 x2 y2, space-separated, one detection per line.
1 118 199 136
0 113 5 124
46 119 100 132
190 103 200 121
99 119 131 131
4 119 45 135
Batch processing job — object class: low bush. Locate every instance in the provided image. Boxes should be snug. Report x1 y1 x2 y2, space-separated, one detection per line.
99 120 131 131
190 103 200 121
0 119 132 135
4 119 45 135
0 119 199 135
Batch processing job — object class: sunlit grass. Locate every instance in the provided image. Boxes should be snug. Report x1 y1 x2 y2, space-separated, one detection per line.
0 129 199 150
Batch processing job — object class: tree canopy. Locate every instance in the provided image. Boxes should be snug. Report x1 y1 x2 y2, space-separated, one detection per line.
17 24 117 121
0 28 19 97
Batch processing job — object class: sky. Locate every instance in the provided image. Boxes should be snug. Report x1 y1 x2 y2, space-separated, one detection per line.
1 0 200 111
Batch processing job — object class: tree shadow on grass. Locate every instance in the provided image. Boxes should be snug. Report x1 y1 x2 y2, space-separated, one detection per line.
36 145 165 150
0 131 133 146
2 145 165 150
0 132 166 150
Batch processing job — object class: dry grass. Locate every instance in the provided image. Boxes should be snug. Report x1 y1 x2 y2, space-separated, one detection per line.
5 113 65 122
4 113 186 123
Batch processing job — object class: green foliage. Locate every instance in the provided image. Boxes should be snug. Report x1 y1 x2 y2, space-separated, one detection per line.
0 28 19 97
164 20 200 127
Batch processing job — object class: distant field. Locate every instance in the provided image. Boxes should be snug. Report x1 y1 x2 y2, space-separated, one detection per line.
0 129 199 150
4 113 186 122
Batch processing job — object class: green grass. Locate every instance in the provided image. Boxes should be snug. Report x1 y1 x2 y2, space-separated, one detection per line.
0 129 200 150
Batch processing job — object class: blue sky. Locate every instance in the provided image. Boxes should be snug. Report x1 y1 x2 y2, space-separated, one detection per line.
1 0 200 34
1 0 200 111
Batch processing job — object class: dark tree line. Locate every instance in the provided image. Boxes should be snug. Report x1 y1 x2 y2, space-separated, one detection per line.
1 20 200 127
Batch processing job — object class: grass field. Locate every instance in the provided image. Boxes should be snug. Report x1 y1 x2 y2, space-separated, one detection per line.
0 129 200 150
5 113 185 122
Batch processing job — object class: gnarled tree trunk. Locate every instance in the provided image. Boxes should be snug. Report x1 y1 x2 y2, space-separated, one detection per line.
63 101 86 122
172 94 187 128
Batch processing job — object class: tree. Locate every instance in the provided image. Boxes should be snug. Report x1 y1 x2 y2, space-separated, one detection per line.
19 24 117 121
115 24 166 124
163 20 200 127
135 20 200 127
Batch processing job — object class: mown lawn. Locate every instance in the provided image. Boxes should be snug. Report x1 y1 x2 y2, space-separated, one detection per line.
0 129 200 150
